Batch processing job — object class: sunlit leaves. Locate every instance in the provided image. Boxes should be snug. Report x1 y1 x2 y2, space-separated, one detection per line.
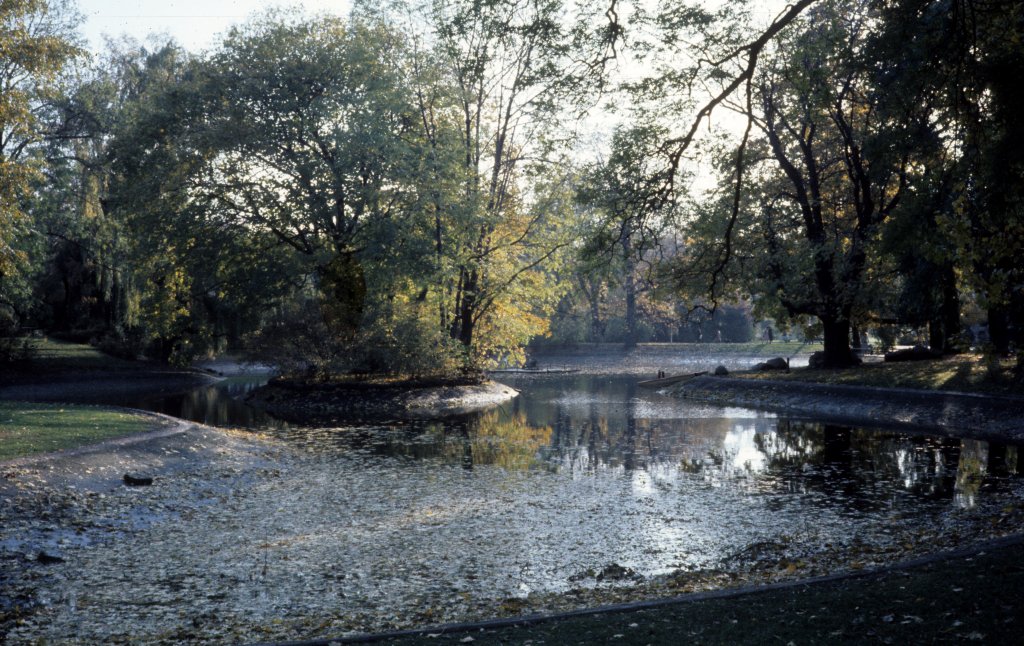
0 0 81 322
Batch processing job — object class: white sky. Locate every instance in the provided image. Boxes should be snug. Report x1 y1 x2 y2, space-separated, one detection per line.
76 1 353 52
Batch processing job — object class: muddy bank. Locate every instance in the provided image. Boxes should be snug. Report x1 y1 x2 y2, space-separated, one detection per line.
671 375 1024 440
248 378 518 422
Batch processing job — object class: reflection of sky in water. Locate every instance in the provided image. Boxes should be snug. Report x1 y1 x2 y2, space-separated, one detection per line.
724 425 769 473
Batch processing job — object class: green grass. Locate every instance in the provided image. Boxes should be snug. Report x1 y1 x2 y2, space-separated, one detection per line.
26 337 136 369
740 353 1022 397
1 337 144 381
0 401 159 460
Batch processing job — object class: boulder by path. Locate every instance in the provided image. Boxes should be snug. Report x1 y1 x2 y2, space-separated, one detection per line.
670 375 1024 440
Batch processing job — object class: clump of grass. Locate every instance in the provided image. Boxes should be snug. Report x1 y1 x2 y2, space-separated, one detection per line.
740 353 1021 397
0 401 159 460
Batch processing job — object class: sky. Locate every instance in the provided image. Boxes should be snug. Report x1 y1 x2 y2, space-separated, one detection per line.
76 0 353 52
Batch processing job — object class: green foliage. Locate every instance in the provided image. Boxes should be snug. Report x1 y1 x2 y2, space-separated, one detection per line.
0 0 83 325
13 0 1021 379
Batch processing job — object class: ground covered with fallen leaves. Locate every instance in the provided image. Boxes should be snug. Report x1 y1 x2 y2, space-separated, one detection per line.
373 536 1024 645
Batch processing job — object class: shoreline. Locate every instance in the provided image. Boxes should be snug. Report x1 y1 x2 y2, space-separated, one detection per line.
670 375 1024 440
248 378 519 422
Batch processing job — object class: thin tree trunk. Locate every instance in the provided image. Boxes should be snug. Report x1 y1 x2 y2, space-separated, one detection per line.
988 305 1010 355
622 235 637 348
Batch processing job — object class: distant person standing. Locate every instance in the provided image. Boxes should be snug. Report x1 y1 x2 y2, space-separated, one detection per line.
767 328 774 343
716 329 723 342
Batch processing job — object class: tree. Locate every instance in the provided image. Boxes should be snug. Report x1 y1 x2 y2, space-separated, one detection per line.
637 0 931 366
0 0 81 331
577 124 676 347
416 0 577 361
102 39 305 363
747 1 923 366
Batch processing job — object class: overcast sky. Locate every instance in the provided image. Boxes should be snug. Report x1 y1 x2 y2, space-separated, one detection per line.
76 0 353 52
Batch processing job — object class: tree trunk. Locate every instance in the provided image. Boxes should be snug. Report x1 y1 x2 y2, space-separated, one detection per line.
821 316 857 367
456 270 478 349
988 305 1010 355
319 252 366 341
590 296 603 342
622 235 637 348
929 263 960 353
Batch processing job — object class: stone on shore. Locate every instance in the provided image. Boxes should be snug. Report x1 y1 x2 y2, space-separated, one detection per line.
123 473 154 486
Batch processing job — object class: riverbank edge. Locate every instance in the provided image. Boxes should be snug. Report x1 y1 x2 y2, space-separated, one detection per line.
247 379 519 422
670 375 1024 440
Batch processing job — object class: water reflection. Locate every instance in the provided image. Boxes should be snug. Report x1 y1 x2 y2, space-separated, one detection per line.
133 376 282 428
52 370 1024 606
261 374 1023 517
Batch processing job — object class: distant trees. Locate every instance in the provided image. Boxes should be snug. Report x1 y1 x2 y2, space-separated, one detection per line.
576 125 675 347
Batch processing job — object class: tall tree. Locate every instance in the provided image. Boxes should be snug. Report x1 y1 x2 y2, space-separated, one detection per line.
577 124 675 347
748 0 922 366
0 0 81 329
105 39 304 363
419 0 576 359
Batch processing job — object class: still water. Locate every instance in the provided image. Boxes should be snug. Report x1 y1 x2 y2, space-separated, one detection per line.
7 369 1022 642
135 372 1022 578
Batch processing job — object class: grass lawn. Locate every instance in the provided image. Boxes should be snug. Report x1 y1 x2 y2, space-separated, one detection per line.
740 352 1022 397
0 401 158 461
21 337 137 370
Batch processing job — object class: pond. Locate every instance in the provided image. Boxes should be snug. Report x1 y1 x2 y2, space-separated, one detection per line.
5 368 1023 641
271 374 1021 567
132 372 1022 586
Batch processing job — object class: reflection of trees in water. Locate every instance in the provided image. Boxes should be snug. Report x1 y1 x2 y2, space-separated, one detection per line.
750 421 1022 511
421 410 553 471
279 411 551 468
144 379 273 427
955 439 987 508
320 374 1024 512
